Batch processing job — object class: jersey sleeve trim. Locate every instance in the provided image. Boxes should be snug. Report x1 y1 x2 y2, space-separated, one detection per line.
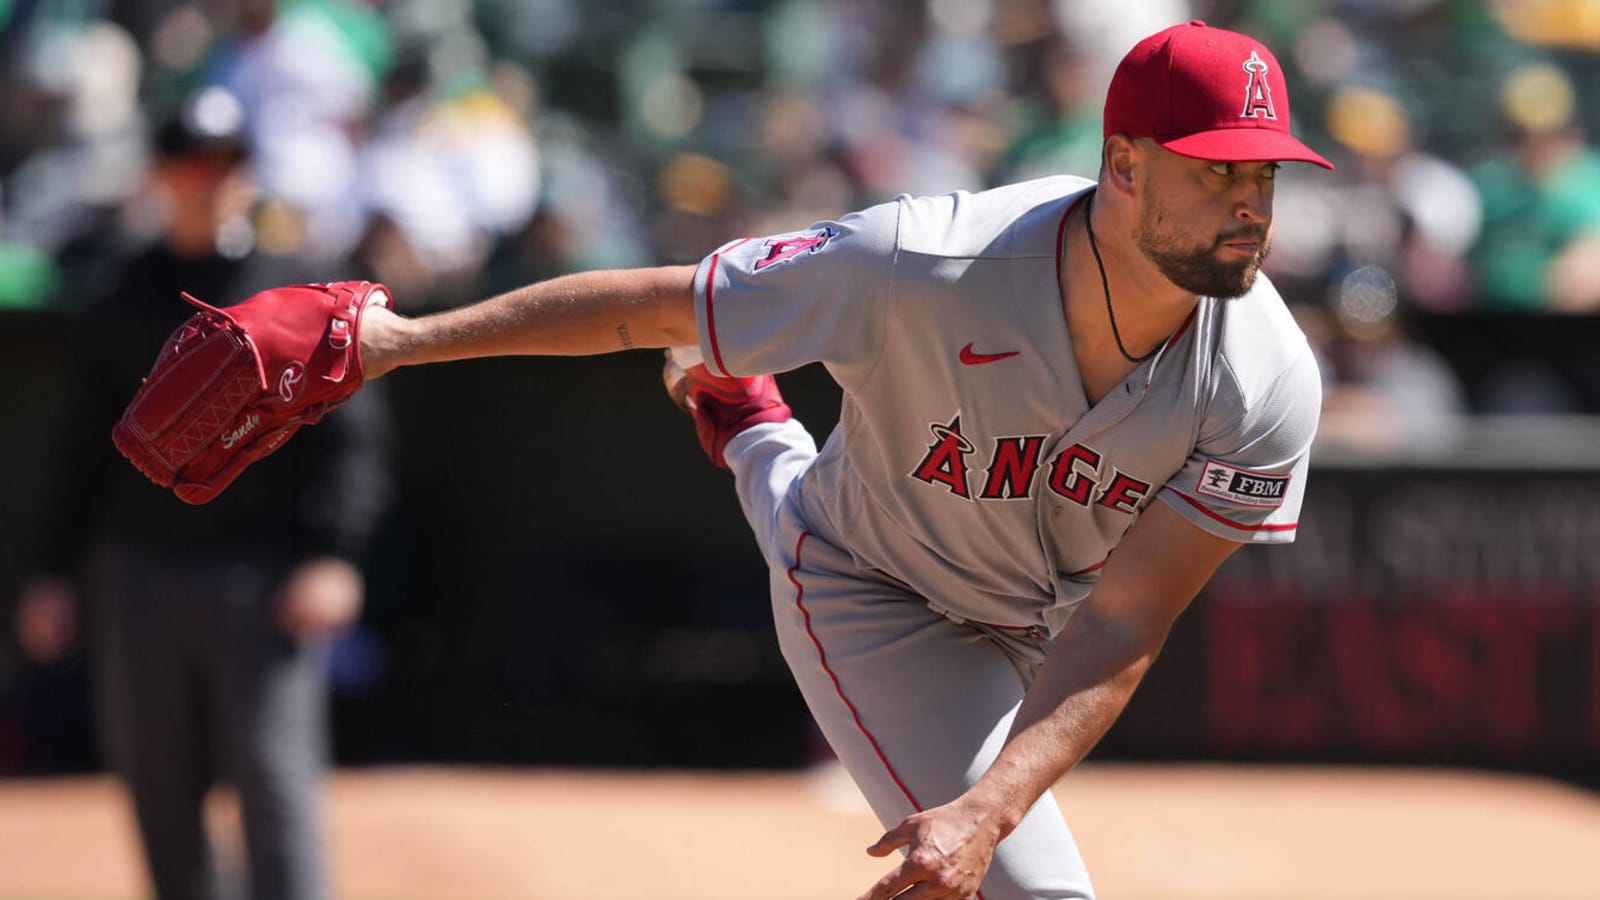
703 237 755 377
1166 489 1298 533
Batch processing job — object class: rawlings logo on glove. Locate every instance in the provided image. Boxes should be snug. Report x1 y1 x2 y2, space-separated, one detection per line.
112 281 390 504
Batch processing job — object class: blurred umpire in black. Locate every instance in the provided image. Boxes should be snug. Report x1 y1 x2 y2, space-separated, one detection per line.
13 86 393 900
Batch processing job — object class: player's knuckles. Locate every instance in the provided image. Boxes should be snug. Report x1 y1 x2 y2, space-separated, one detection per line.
904 847 950 876
907 853 970 894
928 866 966 892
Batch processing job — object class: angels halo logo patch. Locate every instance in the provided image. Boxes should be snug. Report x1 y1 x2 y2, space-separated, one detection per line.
753 226 838 272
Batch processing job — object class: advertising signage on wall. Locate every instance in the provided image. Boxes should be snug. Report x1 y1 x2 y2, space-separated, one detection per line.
1117 464 1600 774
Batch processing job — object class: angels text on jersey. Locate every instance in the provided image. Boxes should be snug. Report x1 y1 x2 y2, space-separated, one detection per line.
909 414 1154 513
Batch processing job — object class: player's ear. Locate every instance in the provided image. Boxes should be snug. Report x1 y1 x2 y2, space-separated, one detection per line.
1102 136 1140 198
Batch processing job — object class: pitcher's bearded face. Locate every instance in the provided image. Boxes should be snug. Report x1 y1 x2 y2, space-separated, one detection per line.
1134 191 1271 300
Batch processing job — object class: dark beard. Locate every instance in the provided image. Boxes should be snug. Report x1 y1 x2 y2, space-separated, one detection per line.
1135 209 1270 300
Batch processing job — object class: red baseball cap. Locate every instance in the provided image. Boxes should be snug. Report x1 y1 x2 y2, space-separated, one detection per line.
1104 21 1333 169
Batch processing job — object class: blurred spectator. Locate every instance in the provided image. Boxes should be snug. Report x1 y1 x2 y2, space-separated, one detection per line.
0 19 148 306
12 89 392 900
1268 84 1482 312
1468 61 1600 311
820 3 993 201
1000 32 1104 185
1050 0 1193 100
352 31 540 308
200 0 394 265
1488 0 1600 52
0 191 59 307
479 108 650 294
1305 265 1470 454
744 88 856 234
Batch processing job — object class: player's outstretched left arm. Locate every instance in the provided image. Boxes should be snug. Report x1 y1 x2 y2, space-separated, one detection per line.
360 266 699 379
857 501 1243 900
112 269 701 503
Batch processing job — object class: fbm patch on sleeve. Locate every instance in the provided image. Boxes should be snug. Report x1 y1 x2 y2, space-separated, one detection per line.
1196 460 1290 508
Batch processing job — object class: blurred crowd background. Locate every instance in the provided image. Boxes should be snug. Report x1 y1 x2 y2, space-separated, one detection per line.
6 0 1600 767
7 0 1600 420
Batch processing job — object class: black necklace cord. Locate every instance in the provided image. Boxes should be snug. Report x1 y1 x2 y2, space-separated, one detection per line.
1084 192 1159 365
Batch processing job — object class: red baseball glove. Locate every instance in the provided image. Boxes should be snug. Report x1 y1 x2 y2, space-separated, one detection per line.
112 281 390 504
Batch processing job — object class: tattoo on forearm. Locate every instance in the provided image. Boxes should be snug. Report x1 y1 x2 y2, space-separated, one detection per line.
616 324 635 350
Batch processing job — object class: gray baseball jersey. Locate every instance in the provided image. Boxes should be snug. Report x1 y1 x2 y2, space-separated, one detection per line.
692 175 1321 635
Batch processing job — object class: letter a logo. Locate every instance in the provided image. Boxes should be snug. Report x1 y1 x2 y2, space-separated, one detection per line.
910 414 975 499
1240 51 1277 121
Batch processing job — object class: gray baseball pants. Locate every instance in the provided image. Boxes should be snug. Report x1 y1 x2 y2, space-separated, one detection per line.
726 420 1096 900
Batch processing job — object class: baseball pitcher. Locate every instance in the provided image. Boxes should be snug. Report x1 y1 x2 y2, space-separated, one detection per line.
114 21 1331 900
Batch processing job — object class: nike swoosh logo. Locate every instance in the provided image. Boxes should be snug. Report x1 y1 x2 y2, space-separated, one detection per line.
959 343 1021 365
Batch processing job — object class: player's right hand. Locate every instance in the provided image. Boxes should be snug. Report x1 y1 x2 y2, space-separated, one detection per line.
857 796 1004 900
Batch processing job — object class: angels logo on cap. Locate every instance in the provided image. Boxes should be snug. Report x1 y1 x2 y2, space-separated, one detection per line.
1103 21 1332 169
1240 51 1277 120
